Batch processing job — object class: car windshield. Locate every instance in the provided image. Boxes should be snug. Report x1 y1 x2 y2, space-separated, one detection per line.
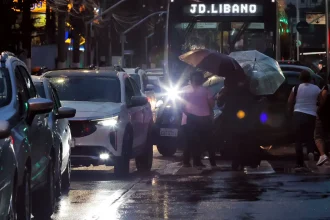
47 76 121 103
34 82 46 98
0 68 11 108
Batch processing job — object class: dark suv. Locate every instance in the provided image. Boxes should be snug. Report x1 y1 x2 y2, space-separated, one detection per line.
0 52 55 219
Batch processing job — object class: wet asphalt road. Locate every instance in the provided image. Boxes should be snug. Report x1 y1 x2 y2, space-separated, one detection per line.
49 146 330 220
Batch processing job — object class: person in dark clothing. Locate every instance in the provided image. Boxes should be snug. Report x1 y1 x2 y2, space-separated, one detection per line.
182 70 215 167
215 76 261 170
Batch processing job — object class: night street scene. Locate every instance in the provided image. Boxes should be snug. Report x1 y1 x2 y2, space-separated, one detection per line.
2 0 330 219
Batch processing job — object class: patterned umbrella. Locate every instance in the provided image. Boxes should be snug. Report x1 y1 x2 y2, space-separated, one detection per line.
229 50 285 95
179 49 246 81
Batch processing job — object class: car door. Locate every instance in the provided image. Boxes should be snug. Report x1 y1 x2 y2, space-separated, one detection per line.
125 78 144 154
129 78 151 144
50 84 71 173
15 64 51 186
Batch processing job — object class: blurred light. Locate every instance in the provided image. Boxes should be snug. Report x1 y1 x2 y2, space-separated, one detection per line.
260 112 268 124
237 110 245 119
97 116 118 127
57 78 65 83
156 100 164 108
99 153 110 160
166 87 179 100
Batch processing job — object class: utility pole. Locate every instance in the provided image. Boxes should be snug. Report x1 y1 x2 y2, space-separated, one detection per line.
145 32 154 68
84 0 129 67
296 0 300 61
326 0 329 81
121 11 167 67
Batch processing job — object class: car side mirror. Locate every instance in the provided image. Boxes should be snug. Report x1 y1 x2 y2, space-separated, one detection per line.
56 107 76 119
27 98 53 124
145 84 154 91
131 96 148 107
0 121 10 139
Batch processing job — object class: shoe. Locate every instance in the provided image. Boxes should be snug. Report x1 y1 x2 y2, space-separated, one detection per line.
308 153 314 162
317 155 328 166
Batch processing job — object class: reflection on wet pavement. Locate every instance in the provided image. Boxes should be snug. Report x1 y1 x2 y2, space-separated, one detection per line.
51 148 330 220
115 171 330 220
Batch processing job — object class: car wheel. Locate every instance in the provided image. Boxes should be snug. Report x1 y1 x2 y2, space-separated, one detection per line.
55 150 62 198
135 126 153 172
114 130 132 177
62 155 71 191
32 155 55 219
157 143 177 157
17 167 31 220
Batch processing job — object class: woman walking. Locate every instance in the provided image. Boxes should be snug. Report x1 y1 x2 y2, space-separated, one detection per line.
182 70 215 167
288 70 321 171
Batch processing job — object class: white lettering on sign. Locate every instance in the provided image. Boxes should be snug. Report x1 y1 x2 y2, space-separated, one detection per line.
232 4 239 13
224 4 230 13
250 4 257 13
211 4 218 13
198 4 206 14
190 4 197 13
189 4 259 14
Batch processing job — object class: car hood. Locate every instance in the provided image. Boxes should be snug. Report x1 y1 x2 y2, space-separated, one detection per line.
61 101 122 119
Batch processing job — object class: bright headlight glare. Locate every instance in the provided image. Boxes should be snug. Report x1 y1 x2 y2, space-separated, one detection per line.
166 88 179 100
97 116 118 127
100 153 110 160
156 100 164 108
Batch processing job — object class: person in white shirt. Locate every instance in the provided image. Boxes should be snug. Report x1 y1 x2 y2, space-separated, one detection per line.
288 70 321 171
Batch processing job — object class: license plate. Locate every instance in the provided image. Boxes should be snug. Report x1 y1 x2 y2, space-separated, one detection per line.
160 128 178 137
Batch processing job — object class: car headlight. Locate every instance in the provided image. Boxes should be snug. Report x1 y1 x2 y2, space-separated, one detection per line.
156 100 164 108
97 116 118 127
165 87 180 100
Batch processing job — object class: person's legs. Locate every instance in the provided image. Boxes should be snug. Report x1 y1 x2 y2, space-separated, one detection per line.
305 114 316 154
183 125 192 166
294 112 305 167
202 119 216 166
186 115 204 167
314 116 329 165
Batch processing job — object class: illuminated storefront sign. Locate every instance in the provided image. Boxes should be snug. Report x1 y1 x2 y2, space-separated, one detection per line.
184 3 263 16
13 0 46 13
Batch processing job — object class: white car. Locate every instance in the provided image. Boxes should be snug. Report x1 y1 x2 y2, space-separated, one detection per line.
42 69 154 176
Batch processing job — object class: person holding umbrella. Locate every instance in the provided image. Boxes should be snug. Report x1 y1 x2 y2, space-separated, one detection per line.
181 69 215 167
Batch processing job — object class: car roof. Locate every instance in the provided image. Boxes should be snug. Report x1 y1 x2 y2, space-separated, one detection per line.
280 64 314 72
42 69 119 78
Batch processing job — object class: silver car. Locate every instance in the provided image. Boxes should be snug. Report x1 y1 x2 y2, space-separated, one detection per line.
0 52 54 219
32 76 76 196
